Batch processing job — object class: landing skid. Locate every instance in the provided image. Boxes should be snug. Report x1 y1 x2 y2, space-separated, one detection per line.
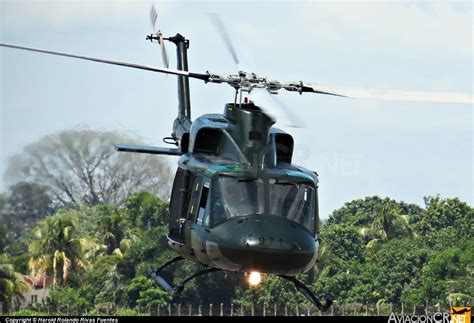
148 256 221 297
150 257 332 312
279 275 333 312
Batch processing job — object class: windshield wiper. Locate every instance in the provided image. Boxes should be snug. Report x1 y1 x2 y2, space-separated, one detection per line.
274 180 295 186
218 174 239 179
238 177 258 183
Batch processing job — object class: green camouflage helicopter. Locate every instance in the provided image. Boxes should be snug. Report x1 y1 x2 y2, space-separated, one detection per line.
1 5 472 311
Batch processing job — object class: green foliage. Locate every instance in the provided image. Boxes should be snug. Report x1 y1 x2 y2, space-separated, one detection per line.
43 287 89 309
8 310 51 316
234 274 306 308
0 263 28 310
96 206 129 255
327 196 421 227
126 275 170 308
316 195 471 307
1 192 471 313
320 224 365 262
0 224 14 253
6 182 53 218
314 259 369 302
12 253 30 275
28 212 90 287
403 242 474 305
447 293 473 307
114 308 148 316
365 238 429 303
415 196 473 248
0 182 54 239
81 255 124 307
123 191 169 228
0 193 6 210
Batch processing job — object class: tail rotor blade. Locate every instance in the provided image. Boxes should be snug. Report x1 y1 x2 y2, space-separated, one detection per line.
150 3 160 34
150 3 169 68
159 34 169 69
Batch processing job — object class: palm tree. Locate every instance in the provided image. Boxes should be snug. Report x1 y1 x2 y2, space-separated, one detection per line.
0 264 27 311
28 214 90 287
97 212 125 255
362 205 416 249
97 211 139 256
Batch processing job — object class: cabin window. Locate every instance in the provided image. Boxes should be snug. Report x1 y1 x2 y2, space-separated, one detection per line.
211 176 264 226
169 167 194 239
193 128 243 163
196 180 210 226
275 133 294 164
169 168 185 237
194 128 222 155
269 179 315 233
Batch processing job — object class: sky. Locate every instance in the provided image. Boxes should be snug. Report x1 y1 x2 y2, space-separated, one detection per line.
0 0 472 219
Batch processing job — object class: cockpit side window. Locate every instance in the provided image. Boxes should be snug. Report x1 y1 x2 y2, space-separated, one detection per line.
169 167 194 240
196 178 211 227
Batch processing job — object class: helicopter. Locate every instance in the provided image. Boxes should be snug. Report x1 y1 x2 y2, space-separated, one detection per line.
1 4 472 312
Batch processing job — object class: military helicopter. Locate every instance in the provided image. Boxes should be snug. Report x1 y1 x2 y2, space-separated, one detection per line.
1 5 472 312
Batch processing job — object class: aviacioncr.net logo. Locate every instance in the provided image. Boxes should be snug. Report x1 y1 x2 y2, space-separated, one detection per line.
450 307 471 323
388 312 450 323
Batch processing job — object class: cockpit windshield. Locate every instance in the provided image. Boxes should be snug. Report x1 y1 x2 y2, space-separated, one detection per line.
269 179 315 233
209 175 315 232
211 176 264 226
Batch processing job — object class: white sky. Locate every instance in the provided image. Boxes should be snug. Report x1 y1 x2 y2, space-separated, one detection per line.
0 0 472 218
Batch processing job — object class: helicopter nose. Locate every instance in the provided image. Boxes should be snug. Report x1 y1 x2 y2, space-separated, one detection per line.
211 214 318 275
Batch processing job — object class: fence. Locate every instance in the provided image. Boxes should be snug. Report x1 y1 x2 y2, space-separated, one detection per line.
0 301 456 316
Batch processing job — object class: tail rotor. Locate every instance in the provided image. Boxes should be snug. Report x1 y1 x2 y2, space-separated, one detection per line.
148 3 169 69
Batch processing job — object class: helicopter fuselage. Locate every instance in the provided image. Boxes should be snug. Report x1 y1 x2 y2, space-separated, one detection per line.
166 103 320 276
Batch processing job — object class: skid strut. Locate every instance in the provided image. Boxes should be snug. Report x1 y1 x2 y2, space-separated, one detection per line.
279 275 333 312
148 256 220 297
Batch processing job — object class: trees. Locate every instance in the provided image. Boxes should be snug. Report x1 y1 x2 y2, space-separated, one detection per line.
0 224 14 254
315 195 473 307
403 243 474 305
415 196 473 247
96 208 130 255
1 190 472 313
126 275 170 308
28 213 90 287
366 205 415 243
0 182 54 238
4 182 53 218
316 224 365 281
6 129 172 208
123 192 169 229
328 196 422 227
0 263 27 311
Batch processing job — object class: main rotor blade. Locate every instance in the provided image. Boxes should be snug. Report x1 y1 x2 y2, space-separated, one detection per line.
266 92 305 128
209 13 240 67
0 43 209 81
251 89 305 128
295 83 473 104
